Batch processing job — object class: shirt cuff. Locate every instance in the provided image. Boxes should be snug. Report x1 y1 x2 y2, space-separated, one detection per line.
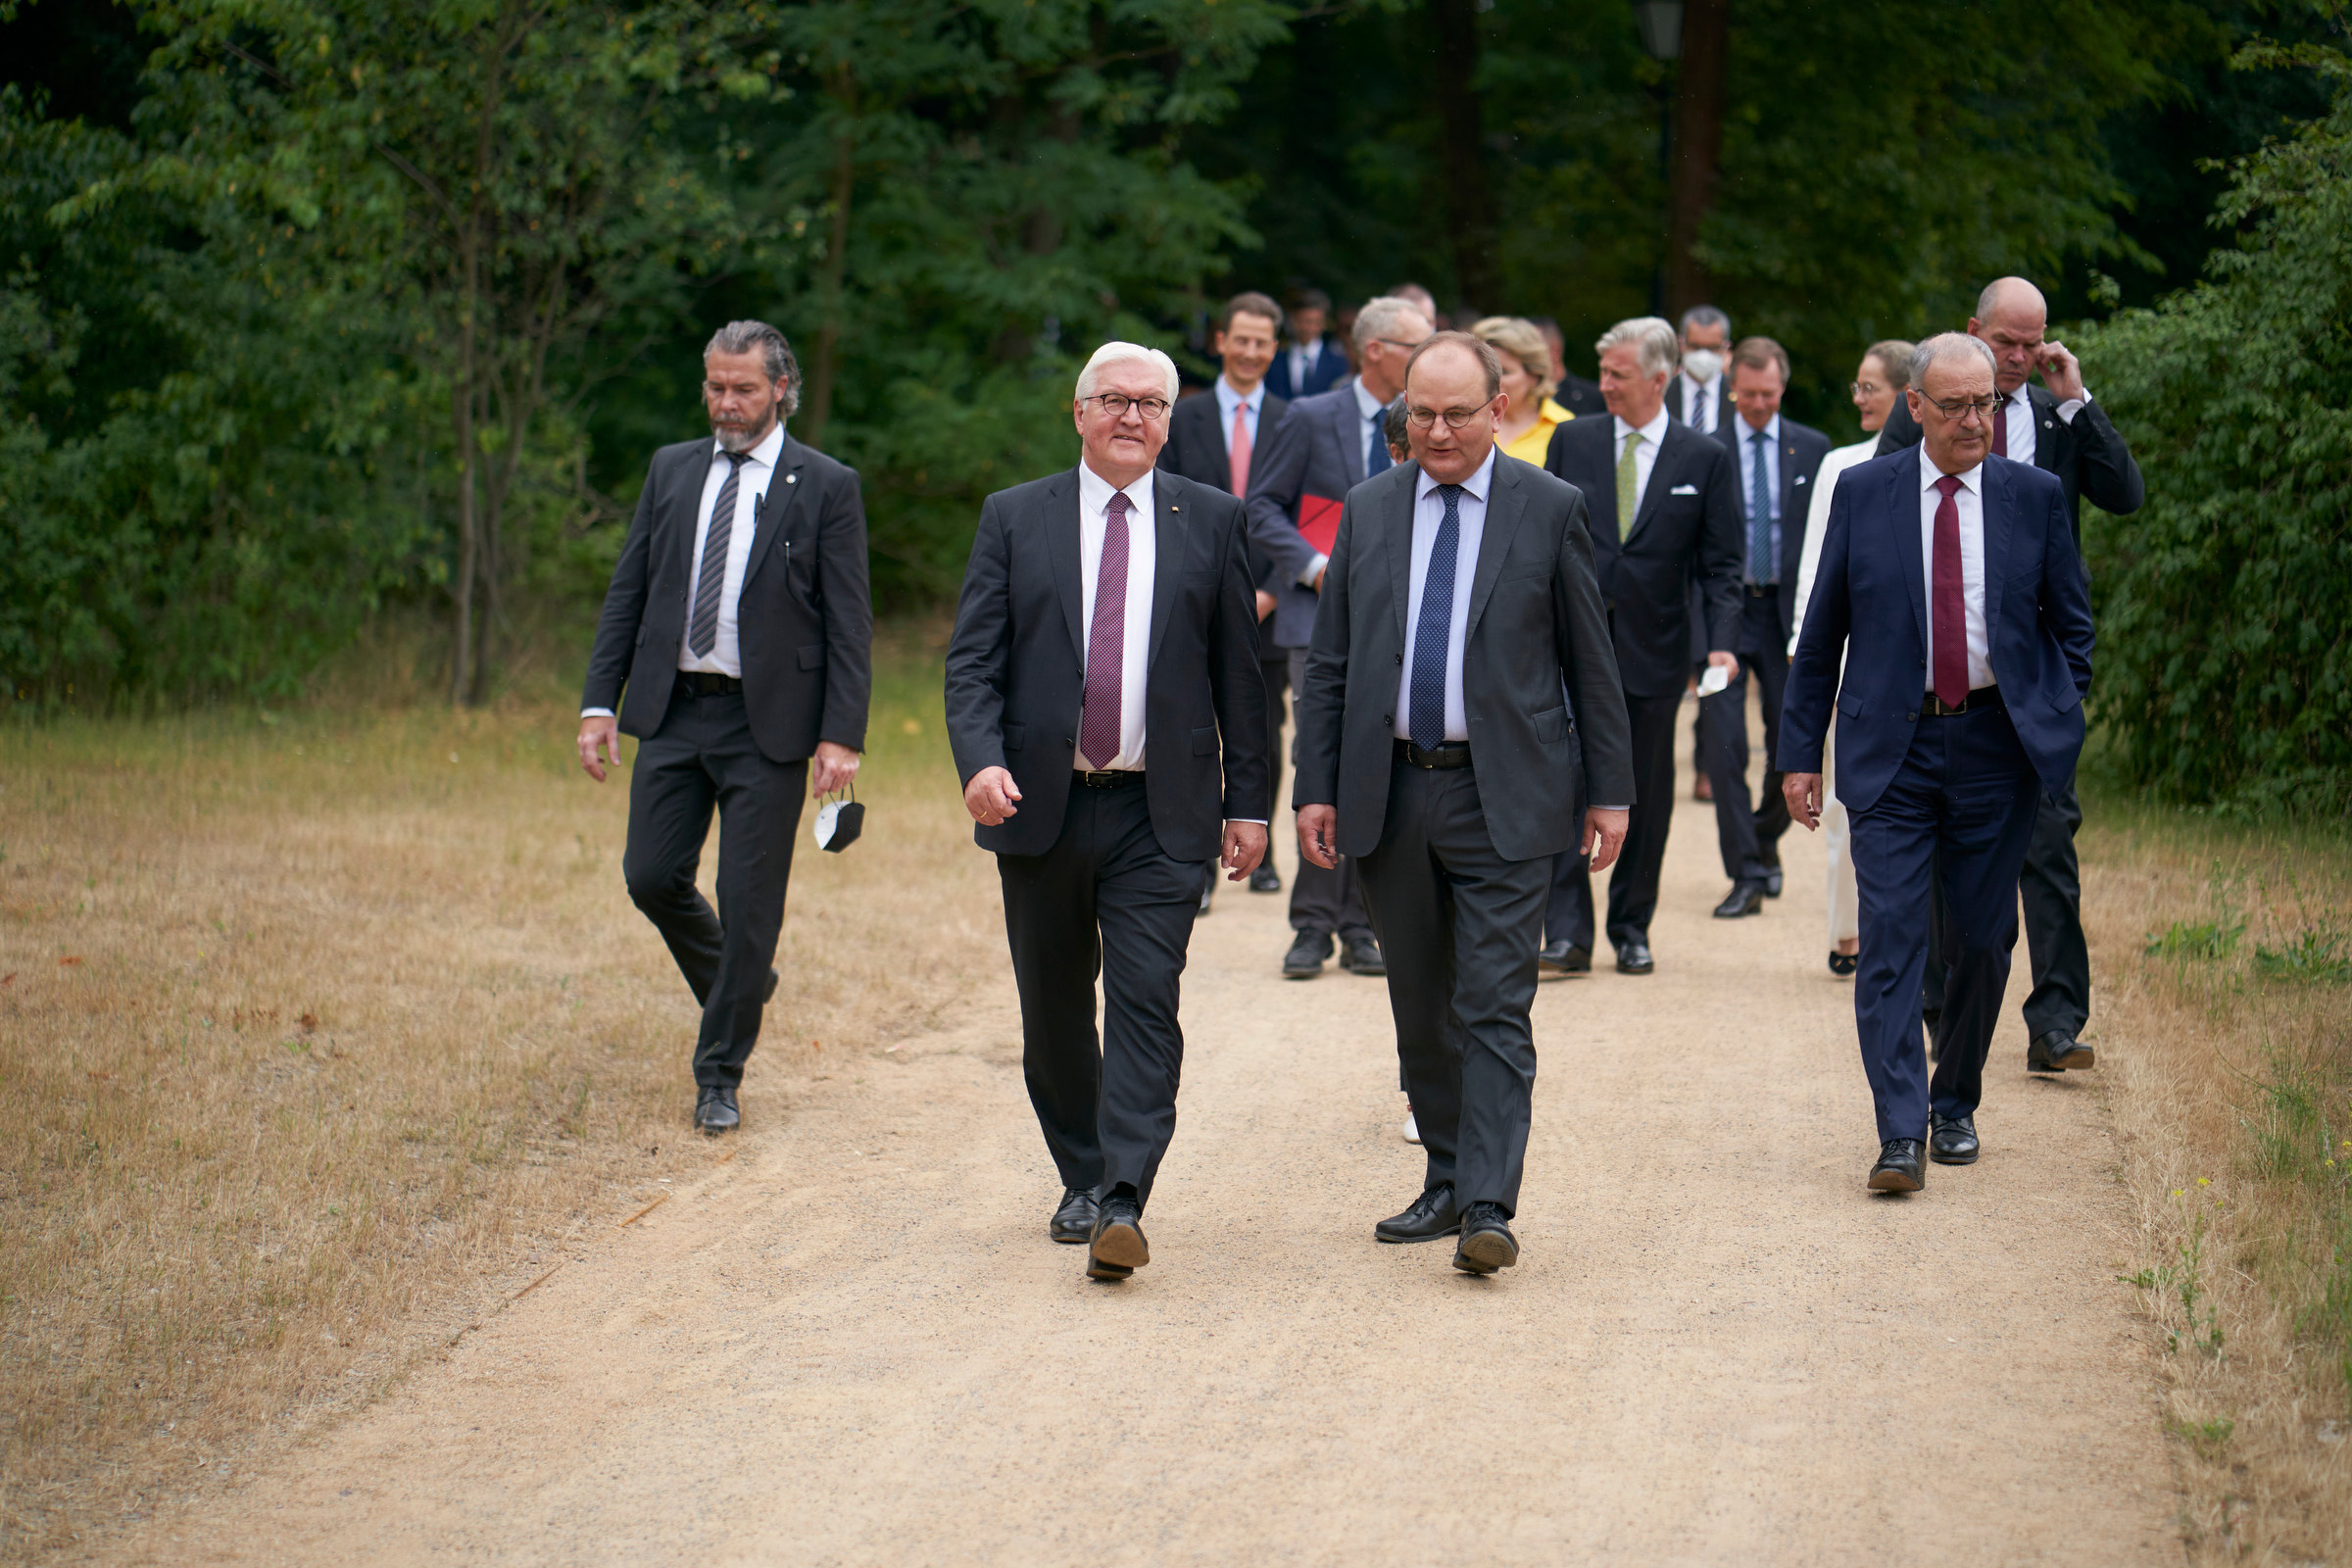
581 708 615 719
2055 390 2089 424
1230 818 1269 826
1298 553 1328 587
1589 804 1632 811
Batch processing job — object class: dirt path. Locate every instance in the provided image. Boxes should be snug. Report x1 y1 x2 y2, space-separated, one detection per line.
113 719 2178 1566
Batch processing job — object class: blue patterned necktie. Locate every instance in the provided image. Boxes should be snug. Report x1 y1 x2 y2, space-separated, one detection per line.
1748 428 1775 585
1366 409 1393 475
689 451 750 657
1409 484 1463 751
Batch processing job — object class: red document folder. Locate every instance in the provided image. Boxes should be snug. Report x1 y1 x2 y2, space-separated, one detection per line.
1298 494 1343 556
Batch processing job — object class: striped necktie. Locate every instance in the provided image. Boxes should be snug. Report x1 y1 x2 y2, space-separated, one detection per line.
688 451 750 658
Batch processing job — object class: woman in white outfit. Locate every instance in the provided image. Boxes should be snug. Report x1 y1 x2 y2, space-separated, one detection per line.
1788 340 1913 978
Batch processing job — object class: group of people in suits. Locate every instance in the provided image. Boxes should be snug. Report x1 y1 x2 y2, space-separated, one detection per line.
570 266 2142 1283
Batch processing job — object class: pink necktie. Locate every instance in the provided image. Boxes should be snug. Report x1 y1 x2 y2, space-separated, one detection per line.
1079 493 1132 769
1229 403 1252 497
1932 475 1968 709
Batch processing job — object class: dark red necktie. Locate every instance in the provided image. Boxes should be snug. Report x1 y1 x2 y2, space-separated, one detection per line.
1989 393 2008 459
1932 474 1969 709
1079 492 1133 768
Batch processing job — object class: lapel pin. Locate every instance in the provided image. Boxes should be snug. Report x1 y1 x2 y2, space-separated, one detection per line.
787 473 798 483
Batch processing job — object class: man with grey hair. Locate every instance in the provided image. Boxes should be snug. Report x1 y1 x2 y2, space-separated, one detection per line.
1873 276 2142 1077
578 319 872 1136
1672 305 1734 436
1244 294 1434 983
947 340 1269 1281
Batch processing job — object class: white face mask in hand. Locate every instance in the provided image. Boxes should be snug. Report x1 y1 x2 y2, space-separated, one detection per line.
1682 348 1723 385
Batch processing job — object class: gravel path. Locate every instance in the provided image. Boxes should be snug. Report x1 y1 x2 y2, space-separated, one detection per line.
116 719 2178 1565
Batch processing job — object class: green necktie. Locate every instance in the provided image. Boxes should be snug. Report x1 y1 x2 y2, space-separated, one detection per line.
1615 429 1643 542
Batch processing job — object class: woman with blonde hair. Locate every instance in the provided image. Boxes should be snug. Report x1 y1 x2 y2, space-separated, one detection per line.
1472 316 1575 463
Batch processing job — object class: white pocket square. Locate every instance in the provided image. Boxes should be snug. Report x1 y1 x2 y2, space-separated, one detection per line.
1794 473 1808 484
1669 483 1699 496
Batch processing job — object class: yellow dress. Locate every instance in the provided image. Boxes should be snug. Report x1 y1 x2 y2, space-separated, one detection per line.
1497 397 1573 465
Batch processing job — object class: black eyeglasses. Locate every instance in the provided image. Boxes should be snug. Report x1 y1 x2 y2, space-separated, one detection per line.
1921 394 2001 422
1081 393 1171 421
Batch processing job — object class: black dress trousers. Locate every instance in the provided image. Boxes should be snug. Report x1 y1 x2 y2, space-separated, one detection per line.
998 776 1203 1209
622 686 808 1088
1544 690 1680 953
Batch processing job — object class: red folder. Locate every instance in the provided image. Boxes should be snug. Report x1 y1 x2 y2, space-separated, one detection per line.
1298 493 1343 556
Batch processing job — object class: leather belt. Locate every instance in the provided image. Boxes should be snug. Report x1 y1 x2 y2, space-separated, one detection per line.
1395 739 1472 770
1920 685 2004 717
1744 582 1778 598
677 672 743 697
1075 769 1146 789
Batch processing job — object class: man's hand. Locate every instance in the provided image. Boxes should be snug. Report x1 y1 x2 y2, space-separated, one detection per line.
1296 804 1339 869
1254 589 1278 622
577 715 623 782
1220 821 1268 880
964 765 1022 826
1311 565 1327 593
2035 340 2085 403
1708 649 1739 676
1580 806 1629 873
1784 771 1824 832
810 740 860 797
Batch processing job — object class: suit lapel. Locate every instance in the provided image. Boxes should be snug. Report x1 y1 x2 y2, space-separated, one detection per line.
1047 470 1085 661
1465 459 1528 636
1385 466 1416 649
1981 458 2016 649
1337 393 1367 487
1628 422 1677 541
1894 448 1928 657
740 433 805 589
1146 473 1187 673
2029 383 2061 475
666 441 712 585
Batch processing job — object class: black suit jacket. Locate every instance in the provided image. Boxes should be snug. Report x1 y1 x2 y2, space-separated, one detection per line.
1543 416 1742 699
1724 415 1836 648
1875 382 2144 545
1264 336 1350 401
1292 457 1635 863
1244 384 1377 650
944 467 1270 862
1159 386 1289 497
583 431 872 762
1552 373 1604 420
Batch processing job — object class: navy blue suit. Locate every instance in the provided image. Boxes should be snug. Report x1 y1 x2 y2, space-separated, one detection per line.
1780 447 2093 1144
1264 335 1351 402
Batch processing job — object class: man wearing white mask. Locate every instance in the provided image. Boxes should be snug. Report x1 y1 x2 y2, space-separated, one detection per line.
1671 306 1734 437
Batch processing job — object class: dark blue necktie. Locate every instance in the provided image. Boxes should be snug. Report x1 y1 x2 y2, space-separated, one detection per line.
689 451 750 657
1409 484 1463 751
1366 410 1392 475
1748 428 1775 585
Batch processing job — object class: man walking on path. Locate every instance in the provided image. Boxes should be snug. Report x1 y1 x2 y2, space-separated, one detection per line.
945 342 1270 1282
1781 332 2094 1192
577 320 871 1138
1873 277 2141 1076
1293 331 1633 1274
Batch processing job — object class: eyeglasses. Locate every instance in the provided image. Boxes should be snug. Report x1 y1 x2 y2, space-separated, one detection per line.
1081 393 1171 421
1850 380 1889 399
1921 394 2002 422
1404 404 1491 430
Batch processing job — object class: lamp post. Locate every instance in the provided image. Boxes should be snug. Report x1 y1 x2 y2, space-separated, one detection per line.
1632 0 1681 315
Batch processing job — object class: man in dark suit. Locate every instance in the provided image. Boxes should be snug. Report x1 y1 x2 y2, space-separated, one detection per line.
1294 331 1634 1273
945 342 1269 1282
1532 317 1603 419
1670 306 1735 438
1703 336 1834 917
578 320 872 1136
1160 291 1289 902
1782 332 2095 1191
1244 294 1435 980
1539 317 1742 976
1875 277 2142 1075
1264 287 1350 402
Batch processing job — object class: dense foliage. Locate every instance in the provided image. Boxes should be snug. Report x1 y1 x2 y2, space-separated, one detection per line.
2077 43 2352 815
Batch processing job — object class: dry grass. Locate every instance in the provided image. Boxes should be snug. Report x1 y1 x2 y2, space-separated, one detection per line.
0 623 998 1562
2083 788 2352 1563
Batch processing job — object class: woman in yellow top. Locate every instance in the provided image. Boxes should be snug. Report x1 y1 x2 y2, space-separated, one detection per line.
1473 316 1574 464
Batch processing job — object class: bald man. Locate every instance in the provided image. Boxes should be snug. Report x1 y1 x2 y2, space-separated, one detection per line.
1876 276 2142 1079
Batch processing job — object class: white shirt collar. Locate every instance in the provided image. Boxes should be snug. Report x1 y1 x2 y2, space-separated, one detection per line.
1352 376 1387 422
1414 446 1497 507
1923 459 1984 497
1078 457 1155 517
711 420 787 469
1737 412 1781 445
1614 405 1672 446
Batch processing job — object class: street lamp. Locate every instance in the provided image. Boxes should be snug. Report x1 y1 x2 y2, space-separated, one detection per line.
1633 0 1681 313
1632 0 1683 60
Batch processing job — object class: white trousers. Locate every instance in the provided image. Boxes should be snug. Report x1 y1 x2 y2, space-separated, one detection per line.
1823 725 1859 947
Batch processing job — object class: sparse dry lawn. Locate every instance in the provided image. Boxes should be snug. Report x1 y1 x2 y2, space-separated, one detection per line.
0 626 997 1561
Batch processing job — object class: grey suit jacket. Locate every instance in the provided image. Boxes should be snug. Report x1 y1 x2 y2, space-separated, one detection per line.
1242 384 1376 650
1292 456 1637 863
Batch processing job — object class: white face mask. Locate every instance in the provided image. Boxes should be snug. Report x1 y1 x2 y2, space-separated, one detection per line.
1682 349 1723 385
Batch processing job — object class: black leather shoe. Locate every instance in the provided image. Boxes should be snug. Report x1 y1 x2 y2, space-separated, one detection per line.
1930 1113 1980 1165
1374 1184 1460 1244
1763 862 1785 899
694 1085 739 1134
1828 950 1858 978
1537 942 1591 979
1615 939 1654 975
2027 1029 2095 1073
1713 880 1767 918
1868 1138 1925 1192
1250 863 1282 894
1049 1187 1099 1245
1338 935 1386 976
1088 1195 1150 1279
1283 931 1330 979
1452 1202 1519 1274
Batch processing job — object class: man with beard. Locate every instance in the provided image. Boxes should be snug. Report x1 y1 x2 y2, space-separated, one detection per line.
578 319 872 1135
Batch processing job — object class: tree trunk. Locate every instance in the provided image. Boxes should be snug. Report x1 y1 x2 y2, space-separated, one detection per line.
450 245 479 707
1428 0 1496 313
1665 0 1730 316
802 122 854 450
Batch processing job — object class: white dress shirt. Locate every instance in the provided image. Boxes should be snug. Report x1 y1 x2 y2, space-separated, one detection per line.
1993 381 2092 466
1613 405 1673 516
1736 412 1782 581
1677 371 1723 434
1075 461 1157 771
1788 436 1877 655
1919 460 1994 693
580 420 782 718
1213 374 1265 456
1394 449 1494 743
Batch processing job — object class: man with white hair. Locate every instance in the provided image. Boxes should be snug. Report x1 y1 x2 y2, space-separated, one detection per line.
946 341 1271 1282
1873 277 2142 1078
1782 332 2094 1191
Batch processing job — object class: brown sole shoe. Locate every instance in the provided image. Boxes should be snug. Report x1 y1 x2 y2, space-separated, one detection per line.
1090 1219 1149 1271
1866 1164 1924 1193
